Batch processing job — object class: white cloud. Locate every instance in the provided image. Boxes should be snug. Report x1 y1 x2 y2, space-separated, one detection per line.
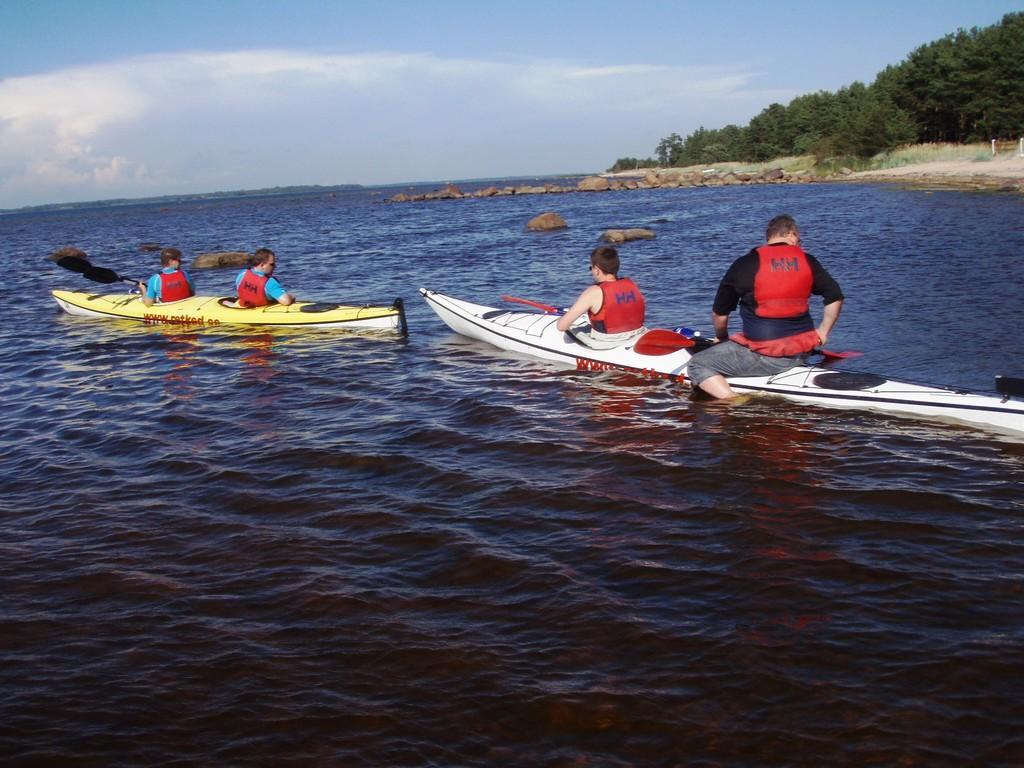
0 49 793 208
565 64 670 78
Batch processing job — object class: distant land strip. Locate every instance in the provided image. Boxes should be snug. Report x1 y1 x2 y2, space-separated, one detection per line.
1 183 363 215
385 154 1024 203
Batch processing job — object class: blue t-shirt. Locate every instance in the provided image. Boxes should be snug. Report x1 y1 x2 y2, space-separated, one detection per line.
235 268 288 302
145 267 195 301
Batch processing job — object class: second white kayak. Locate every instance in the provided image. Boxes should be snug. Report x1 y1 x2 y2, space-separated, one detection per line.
420 288 1024 437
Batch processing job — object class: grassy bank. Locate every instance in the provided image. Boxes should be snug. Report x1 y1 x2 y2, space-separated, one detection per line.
870 142 997 167
621 142 1018 178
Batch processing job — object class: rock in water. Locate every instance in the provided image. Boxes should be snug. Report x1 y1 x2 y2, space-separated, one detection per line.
526 212 568 231
577 176 611 192
192 251 252 269
600 228 655 243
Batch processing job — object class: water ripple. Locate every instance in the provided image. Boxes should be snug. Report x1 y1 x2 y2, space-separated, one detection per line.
1 184 1023 765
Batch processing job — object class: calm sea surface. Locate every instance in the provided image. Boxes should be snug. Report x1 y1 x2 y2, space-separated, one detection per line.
2 180 1023 766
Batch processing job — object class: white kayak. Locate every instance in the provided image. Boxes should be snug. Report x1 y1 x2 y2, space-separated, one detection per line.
420 288 1024 437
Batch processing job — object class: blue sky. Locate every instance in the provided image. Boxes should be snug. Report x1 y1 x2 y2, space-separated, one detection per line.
0 0 1020 208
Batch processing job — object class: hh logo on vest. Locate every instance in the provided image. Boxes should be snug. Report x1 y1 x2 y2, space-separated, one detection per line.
771 257 801 272
615 291 637 304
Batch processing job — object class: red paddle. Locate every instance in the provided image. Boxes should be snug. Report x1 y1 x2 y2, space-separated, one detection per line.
498 298 862 360
500 295 562 314
630 331 861 359
632 329 695 355
663 323 862 360
818 348 863 360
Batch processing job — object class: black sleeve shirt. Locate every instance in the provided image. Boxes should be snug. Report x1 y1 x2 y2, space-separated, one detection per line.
712 245 844 317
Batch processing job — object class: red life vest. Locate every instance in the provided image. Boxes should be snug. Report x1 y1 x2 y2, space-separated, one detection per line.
237 269 271 307
733 244 817 356
752 244 812 317
159 270 193 302
588 278 645 334
730 328 821 357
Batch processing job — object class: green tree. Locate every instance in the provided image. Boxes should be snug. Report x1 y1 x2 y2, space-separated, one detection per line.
656 133 683 166
607 157 657 172
642 12 1024 167
746 103 788 161
967 12 1024 138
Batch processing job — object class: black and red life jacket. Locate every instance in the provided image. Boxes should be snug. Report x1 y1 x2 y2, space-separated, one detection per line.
589 278 645 334
237 269 271 307
159 270 193 302
732 244 818 356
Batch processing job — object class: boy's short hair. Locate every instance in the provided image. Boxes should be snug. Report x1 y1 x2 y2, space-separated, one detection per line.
590 245 620 277
160 247 182 267
252 247 275 266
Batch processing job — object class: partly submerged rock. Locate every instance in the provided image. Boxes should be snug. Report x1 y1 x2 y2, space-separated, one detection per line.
600 228 655 244
577 176 611 192
426 184 463 200
48 245 88 263
192 251 251 269
526 212 568 231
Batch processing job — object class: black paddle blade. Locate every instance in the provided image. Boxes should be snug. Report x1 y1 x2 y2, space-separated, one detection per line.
82 265 123 284
55 255 92 274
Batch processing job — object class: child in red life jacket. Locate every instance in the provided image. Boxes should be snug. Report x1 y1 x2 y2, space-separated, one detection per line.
557 245 647 349
235 247 296 308
140 247 196 307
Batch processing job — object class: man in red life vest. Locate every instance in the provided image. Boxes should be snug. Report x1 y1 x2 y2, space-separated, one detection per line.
687 214 844 398
235 248 295 307
139 247 195 307
556 245 646 349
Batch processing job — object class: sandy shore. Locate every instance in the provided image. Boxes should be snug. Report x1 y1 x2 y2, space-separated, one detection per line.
605 154 1024 191
849 154 1024 189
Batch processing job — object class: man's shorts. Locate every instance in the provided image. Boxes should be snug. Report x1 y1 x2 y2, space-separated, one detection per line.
686 340 802 386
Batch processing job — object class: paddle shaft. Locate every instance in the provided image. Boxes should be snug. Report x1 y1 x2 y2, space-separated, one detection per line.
497 298 859 358
500 297 860 356
674 323 861 359
500 295 563 314
634 334 860 360
818 348 863 360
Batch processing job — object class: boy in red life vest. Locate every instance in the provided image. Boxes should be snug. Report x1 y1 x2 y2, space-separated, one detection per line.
556 245 646 349
235 247 295 308
139 247 196 307
687 213 844 398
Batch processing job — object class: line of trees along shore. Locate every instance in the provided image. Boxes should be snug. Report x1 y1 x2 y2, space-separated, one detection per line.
612 12 1024 171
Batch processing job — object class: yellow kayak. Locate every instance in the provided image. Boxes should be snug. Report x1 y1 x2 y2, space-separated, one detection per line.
52 289 407 332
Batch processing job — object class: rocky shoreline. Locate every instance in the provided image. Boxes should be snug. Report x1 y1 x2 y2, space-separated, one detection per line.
384 156 1024 203
384 167 819 203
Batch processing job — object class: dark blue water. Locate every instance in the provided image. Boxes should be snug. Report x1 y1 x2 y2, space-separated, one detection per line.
2 181 1023 766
